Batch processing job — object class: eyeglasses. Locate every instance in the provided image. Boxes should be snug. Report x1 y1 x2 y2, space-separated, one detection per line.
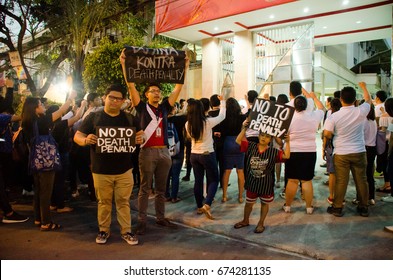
107 95 124 102
148 89 161 94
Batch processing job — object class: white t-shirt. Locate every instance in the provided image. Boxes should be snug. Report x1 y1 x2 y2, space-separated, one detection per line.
363 119 377 147
324 102 370 155
186 101 226 154
375 103 385 118
288 109 324 152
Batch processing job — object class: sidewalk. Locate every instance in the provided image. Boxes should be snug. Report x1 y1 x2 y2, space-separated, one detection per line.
152 135 393 260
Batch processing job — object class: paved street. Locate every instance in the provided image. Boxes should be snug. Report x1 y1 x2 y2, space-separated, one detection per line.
1 136 393 260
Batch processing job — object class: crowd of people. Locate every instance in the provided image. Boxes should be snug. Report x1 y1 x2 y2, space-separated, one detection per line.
1 53 393 244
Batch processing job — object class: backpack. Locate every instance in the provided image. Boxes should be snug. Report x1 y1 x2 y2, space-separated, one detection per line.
167 122 180 157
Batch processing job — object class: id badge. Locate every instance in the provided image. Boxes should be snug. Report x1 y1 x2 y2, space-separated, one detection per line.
156 127 162 137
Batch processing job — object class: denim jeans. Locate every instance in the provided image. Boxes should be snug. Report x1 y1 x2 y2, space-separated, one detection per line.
190 152 219 208
333 152 368 208
166 149 184 199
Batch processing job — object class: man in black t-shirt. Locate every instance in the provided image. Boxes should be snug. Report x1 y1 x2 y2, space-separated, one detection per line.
74 84 145 245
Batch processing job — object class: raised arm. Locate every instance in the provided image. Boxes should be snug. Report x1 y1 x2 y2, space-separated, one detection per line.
236 118 250 145
51 90 77 122
67 100 88 127
358 82 371 104
309 92 325 111
120 49 141 107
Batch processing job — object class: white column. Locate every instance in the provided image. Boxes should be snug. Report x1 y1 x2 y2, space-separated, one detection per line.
201 37 220 99
233 30 254 100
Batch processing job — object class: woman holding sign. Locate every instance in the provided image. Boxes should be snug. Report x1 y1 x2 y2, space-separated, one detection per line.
283 91 325 214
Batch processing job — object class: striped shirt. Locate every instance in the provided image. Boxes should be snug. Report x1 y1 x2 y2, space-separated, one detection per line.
241 141 282 195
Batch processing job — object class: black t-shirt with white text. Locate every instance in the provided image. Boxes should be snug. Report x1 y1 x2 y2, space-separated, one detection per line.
78 111 138 175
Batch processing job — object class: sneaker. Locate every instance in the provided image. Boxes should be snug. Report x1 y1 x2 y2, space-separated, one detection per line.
384 225 393 233
2 211 29 223
369 199 376 205
136 222 146 235
352 198 359 205
56 206 73 213
327 206 344 217
156 218 178 229
327 197 333 205
381 196 393 203
320 162 327 168
279 192 286 199
306 206 314 214
96 231 110 244
22 189 34 196
121 232 138 245
71 190 79 198
201 204 214 220
282 204 290 213
357 206 369 217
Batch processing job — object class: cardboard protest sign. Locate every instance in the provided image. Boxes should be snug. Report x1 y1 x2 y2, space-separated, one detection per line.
123 46 186 84
249 98 295 138
9 51 22 67
96 126 136 153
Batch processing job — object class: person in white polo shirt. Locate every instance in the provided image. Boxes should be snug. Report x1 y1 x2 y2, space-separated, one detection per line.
324 82 371 217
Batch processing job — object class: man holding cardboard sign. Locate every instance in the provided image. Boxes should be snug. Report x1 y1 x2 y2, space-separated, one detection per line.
120 48 189 235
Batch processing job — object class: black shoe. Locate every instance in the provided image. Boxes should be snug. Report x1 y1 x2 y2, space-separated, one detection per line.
182 176 190 181
327 206 344 217
2 211 29 223
357 206 369 217
320 163 327 168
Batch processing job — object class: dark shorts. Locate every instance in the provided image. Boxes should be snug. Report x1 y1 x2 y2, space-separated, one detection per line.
246 190 274 204
285 152 316 181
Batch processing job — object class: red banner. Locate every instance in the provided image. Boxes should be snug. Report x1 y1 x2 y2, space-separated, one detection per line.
155 0 296 33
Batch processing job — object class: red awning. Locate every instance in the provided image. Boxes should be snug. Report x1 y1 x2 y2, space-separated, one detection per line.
155 0 296 34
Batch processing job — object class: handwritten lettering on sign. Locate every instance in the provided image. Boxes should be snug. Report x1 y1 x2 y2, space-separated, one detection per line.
96 127 136 153
249 99 295 138
124 46 186 84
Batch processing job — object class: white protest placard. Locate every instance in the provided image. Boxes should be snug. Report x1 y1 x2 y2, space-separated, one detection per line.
248 98 295 138
96 126 136 153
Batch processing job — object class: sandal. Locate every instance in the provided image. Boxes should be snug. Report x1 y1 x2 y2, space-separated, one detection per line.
234 222 249 229
40 222 61 231
377 186 391 193
254 225 265 234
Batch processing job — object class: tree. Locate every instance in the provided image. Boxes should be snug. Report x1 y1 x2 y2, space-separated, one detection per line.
0 0 69 96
